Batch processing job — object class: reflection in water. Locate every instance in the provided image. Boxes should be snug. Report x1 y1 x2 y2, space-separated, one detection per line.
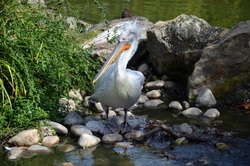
68 0 250 28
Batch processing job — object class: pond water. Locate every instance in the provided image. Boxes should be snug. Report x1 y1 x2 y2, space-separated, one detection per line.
68 0 250 28
1 0 250 165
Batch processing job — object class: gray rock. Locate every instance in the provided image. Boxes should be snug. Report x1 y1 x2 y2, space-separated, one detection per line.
78 133 101 148
8 147 23 160
145 80 165 90
195 88 217 108
188 21 250 100
8 129 40 147
64 17 77 31
182 107 203 117
115 142 133 148
182 101 190 109
102 133 123 144
27 145 51 153
146 89 161 98
49 121 68 135
144 99 164 109
85 120 104 133
178 123 193 135
169 101 183 111
70 125 92 137
63 111 84 127
203 108 220 118
137 63 149 74
137 95 149 104
94 102 105 113
124 130 144 141
148 14 225 81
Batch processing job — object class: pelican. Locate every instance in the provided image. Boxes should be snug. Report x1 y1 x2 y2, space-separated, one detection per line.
89 21 144 134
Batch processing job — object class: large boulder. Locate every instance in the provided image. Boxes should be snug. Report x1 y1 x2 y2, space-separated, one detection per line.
147 14 226 81
188 20 250 100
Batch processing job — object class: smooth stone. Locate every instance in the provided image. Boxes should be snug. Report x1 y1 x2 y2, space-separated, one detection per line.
70 125 92 137
68 89 83 101
124 130 144 141
195 88 217 108
8 147 23 160
146 89 161 98
182 107 203 117
115 142 133 149
83 96 90 108
95 102 105 112
100 110 116 119
63 111 84 127
169 101 183 111
78 133 101 148
182 101 190 109
203 108 220 118
137 94 149 104
144 99 164 109
137 63 149 73
42 136 59 146
59 98 68 105
57 144 75 153
164 81 176 89
49 121 68 135
102 133 123 144
145 80 165 90
86 120 104 133
27 145 51 153
178 123 193 135
8 129 40 147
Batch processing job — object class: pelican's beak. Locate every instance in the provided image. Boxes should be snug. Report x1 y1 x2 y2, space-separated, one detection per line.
93 42 131 84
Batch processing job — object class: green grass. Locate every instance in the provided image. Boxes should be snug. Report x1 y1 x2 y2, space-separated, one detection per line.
0 1 100 139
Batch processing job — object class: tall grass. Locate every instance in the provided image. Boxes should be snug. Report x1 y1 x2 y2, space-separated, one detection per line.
0 1 99 139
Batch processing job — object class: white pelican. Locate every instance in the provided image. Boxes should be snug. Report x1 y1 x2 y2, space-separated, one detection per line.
89 21 144 134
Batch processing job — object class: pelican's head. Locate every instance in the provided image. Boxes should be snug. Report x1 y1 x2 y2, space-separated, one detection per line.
93 21 142 84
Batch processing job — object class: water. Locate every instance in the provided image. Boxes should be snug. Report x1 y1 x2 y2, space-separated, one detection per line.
68 0 250 28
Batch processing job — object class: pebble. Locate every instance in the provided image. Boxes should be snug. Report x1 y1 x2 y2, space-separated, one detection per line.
27 145 51 153
42 136 60 146
137 95 149 104
100 110 116 119
178 123 193 135
102 133 123 144
146 89 161 98
70 125 92 137
78 133 101 148
145 80 165 90
203 108 220 118
195 88 217 108
144 99 164 109
169 101 183 111
115 142 133 149
49 121 68 135
182 107 203 117
94 102 105 112
8 147 23 160
63 111 84 127
124 130 144 141
182 101 190 109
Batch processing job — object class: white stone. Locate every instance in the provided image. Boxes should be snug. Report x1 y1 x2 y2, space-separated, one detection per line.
146 89 161 98
49 121 68 135
195 88 217 108
42 136 59 146
100 110 116 120
182 107 203 117
144 99 164 109
68 89 83 101
145 80 165 90
8 147 23 160
70 125 92 137
137 94 149 104
78 133 101 148
203 108 220 118
124 130 144 141
169 101 183 111
102 133 123 144
95 102 105 112
27 145 51 153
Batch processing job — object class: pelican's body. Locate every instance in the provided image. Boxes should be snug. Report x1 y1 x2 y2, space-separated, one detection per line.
89 21 144 133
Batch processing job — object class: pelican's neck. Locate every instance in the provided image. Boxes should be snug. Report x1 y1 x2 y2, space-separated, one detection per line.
115 40 138 78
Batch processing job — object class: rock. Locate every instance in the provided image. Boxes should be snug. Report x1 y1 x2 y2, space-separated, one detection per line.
115 142 133 149
216 142 229 150
42 136 59 146
147 14 225 81
68 99 76 111
27 145 51 153
137 95 149 104
49 121 68 135
8 129 40 147
102 133 123 144
169 101 183 111
146 89 161 98
57 144 75 153
203 108 220 118
68 89 83 101
78 133 101 148
124 130 144 141
27 0 45 6
59 98 69 105
178 123 193 135
70 125 92 137
182 101 190 109
137 63 149 74
61 162 74 166
144 99 164 109
64 17 77 31
85 120 104 133
83 96 91 108
195 88 217 108
100 110 116 119
188 20 250 100
182 107 203 117
174 137 188 145
145 80 165 90
63 111 84 127
94 102 105 112
8 147 23 160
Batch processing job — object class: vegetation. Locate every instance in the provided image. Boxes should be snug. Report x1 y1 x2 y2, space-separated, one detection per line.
0 1 100 139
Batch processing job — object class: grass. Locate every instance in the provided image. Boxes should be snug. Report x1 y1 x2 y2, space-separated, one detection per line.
0 1 100 139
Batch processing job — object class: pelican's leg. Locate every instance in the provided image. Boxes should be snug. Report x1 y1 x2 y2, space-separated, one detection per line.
120 108 133 134
101 108 117 134
105 108 109 122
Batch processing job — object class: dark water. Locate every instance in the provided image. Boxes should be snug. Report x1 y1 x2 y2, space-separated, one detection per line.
68 0 250 28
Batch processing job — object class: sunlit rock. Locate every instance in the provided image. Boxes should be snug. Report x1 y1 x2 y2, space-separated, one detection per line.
70 125 93 137
78 133 101 148
169 101 183 111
